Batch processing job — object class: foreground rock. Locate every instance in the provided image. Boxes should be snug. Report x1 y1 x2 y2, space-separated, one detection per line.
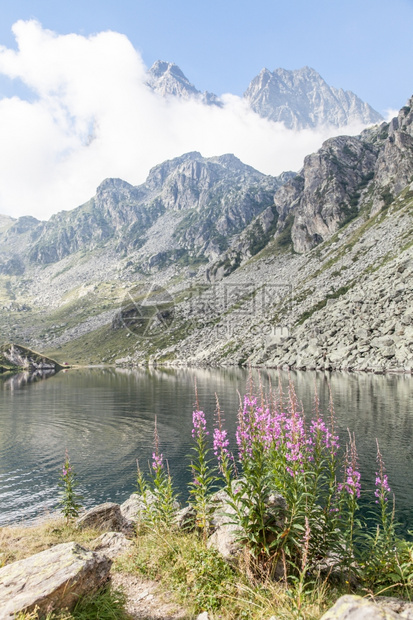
0 542 111 618
120 492 180 525
76 501 132 534
320 595 413 620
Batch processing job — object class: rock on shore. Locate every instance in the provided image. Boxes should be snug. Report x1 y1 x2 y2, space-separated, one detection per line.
0 542 111 618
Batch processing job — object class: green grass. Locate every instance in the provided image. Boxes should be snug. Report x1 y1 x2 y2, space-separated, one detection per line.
15 586 129 620
70 586 130 620
116 528 334 620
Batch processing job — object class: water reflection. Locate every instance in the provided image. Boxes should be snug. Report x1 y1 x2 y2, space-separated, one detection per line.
0 369 57 391
0 367 412 530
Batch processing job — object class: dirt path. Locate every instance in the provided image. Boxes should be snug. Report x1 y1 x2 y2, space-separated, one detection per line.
111 572 191 620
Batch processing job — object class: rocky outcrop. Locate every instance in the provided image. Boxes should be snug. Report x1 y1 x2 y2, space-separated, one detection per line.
268 98 413 254
274 136 378 253
0 344 61 373
243 66 382 130
0 542 111 618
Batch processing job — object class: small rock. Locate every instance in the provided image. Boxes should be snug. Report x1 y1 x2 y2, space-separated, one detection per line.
120 494 146 522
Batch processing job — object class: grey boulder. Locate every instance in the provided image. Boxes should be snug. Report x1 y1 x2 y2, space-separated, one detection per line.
76 501 132 534
0 542 111 619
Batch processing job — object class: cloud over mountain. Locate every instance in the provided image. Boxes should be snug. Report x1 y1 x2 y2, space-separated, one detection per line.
0 20 374 220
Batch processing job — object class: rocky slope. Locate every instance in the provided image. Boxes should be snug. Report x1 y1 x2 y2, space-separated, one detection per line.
0 100 412 373
243 66 383 129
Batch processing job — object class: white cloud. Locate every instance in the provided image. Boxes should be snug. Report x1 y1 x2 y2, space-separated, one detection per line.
0 20 373 220
384 108 399 122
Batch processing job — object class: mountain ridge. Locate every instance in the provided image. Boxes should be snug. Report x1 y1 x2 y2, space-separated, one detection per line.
0 151 293 270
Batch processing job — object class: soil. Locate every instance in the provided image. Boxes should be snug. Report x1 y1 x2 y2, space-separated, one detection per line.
111 572 191 620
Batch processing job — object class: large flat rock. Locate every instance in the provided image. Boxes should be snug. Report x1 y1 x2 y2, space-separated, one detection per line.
0 542 111 618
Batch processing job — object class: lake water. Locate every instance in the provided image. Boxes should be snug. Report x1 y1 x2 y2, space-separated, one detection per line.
0 367 412 530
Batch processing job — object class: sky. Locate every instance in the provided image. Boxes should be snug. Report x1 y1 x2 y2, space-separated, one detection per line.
0 0 412 220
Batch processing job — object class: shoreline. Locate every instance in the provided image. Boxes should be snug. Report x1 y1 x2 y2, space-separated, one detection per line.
111 360 413 375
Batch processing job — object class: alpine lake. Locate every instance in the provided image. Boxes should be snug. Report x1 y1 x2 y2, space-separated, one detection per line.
1 366 412 533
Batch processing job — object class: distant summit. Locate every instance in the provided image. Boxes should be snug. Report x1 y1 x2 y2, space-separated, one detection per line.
243 66 383 130
147 61 382 131
147 60 221 106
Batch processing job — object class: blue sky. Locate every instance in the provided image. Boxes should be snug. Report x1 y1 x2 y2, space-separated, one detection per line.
0 0 412 219
0 0 412 113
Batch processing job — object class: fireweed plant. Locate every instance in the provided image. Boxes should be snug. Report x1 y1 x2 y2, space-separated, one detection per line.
58 450 83 524
136 416 177 530
188 384 216 541
135 376 411 591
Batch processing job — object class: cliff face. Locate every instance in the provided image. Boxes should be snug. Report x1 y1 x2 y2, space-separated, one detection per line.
250 99 413 255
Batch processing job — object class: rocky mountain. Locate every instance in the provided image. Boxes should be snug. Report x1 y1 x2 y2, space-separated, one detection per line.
147 61 381 131
243 67 383 129
0 153 291 272
147 61 220 105
0 100 412 374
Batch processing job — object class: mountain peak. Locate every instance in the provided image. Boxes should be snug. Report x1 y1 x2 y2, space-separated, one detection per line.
148 60 187 82
147 60 199 98
147 60 221 106
244 66 383 130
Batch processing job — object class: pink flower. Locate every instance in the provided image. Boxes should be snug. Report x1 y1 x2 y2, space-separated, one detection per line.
213 427 229 460
375 441 391 503
339 436 361 499
152 452 163 470
192 409 208 439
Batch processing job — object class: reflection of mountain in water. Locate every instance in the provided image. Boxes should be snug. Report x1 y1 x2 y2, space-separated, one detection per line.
0 369 58 390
